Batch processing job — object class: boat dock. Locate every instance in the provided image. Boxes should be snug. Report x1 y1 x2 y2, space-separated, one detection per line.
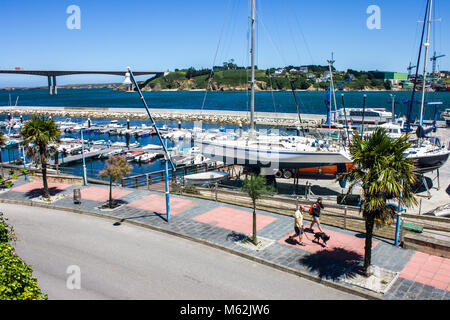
50 146 165 166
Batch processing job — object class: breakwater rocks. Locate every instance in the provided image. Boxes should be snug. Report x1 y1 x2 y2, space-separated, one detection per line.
0 106 324 127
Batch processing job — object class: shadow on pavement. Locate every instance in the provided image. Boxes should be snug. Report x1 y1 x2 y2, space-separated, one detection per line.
112 210 168 226
226 231 247 242
298 247 363 281
25 187 65 198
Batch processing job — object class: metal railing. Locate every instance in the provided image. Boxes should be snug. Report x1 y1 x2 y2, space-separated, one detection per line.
121 162 239 190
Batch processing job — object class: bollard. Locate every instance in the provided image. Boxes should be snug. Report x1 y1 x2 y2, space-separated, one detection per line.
344 206 347 230
73 188 81 204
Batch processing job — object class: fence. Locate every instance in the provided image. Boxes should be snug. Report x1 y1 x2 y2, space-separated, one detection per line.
121 163 241 192
171 184 450 242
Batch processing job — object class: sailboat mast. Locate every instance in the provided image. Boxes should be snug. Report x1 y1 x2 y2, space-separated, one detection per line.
250 0 256 135
419 0 433 127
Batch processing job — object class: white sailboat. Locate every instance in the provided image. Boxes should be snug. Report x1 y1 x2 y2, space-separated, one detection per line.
197 0 352 172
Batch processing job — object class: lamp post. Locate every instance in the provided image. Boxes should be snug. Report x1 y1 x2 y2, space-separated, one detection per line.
22 145 28 181
81 130 88 186
394 179 404 247
390 94 396 123
164 138 170 223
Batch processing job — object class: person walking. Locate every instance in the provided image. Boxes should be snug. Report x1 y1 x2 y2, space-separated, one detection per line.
309 197 325 233
288 205 306 246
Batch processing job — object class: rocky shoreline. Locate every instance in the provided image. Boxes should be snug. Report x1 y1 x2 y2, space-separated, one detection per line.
0 106 324 127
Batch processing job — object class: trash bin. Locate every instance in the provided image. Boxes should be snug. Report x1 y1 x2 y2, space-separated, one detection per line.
73 188 81 204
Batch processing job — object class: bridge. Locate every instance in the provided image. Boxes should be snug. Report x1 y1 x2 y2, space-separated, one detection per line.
0 69 166 95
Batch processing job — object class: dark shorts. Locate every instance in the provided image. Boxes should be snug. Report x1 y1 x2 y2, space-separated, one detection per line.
294 226 304 236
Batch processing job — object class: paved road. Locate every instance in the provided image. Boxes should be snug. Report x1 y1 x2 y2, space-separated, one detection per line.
1 203 362 300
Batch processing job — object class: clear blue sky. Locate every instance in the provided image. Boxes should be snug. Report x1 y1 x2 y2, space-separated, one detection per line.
0 0 448 87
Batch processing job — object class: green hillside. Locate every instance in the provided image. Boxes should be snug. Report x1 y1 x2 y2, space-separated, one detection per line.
138 65 395 92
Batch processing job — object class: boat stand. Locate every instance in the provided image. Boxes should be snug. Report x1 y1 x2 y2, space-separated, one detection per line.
432 169 440 191
420 174 432 199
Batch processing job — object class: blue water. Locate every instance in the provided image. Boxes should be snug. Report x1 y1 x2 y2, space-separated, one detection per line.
1 88 448 121
1 88 448 182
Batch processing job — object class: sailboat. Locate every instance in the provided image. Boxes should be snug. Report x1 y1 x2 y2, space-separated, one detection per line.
197 0 352 173
405 0 449 172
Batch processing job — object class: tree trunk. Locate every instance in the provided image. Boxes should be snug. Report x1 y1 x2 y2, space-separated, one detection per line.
252 201 257 245
42 162 50 199
109 176 113 208
363 213 375 274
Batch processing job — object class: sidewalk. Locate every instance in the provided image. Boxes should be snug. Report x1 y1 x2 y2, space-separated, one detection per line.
1 177 449 300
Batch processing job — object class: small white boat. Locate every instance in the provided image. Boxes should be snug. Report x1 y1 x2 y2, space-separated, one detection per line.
142 144 163 150
184 171 229 186
134 152 158 163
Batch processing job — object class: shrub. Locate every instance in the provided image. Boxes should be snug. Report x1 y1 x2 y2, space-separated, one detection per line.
0 213 47 300
182 185 200 195
0 243 48 300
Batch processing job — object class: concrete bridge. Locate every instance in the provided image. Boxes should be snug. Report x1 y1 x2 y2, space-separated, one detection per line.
0 69 166 95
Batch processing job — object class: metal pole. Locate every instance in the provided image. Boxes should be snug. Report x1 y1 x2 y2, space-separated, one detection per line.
341 94 350 146
249 0 256 136
406 0 430 133
81 130 88 186
390 94 395 123
328 54 338 123
164 138 170 223
420 0 433 128
22 145 28 181
127 67 175 171
361 94 367 136
395 179 403 246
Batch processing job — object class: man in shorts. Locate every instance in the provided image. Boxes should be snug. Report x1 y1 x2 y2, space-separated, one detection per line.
288 205 306 246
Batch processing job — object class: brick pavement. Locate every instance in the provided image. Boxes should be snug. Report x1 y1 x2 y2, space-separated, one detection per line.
1 178 449 300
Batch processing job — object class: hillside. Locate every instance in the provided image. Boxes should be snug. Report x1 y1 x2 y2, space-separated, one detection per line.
136 66 393 92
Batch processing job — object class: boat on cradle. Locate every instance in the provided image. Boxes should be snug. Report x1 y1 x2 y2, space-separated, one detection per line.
199 133 351 169
336 108 393 125
406 139 450 173
441 109 450 127
197 0 352 172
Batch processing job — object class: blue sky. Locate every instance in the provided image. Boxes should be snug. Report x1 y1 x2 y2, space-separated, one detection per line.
0 0 448 87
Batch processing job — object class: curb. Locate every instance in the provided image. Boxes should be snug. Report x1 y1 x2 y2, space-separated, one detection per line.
0 198 383 300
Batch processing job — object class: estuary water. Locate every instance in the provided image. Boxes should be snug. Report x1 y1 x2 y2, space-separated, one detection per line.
1 88 449 121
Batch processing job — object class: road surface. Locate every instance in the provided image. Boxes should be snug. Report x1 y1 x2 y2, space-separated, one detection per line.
1 203 362 300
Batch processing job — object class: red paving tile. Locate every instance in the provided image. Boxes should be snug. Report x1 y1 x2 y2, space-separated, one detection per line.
127 194 197 216
400 252 450 290
11 182 71 194
80 186 132 202
193 207 277 235
278 229 378 262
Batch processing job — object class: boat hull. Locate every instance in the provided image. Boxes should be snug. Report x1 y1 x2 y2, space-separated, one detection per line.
198 142 351 169
411 151 450 173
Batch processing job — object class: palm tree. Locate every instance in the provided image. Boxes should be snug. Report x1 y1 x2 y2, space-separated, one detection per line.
99 155 132 208
242 174 274 245
20 117 61 199
338 128 417 275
